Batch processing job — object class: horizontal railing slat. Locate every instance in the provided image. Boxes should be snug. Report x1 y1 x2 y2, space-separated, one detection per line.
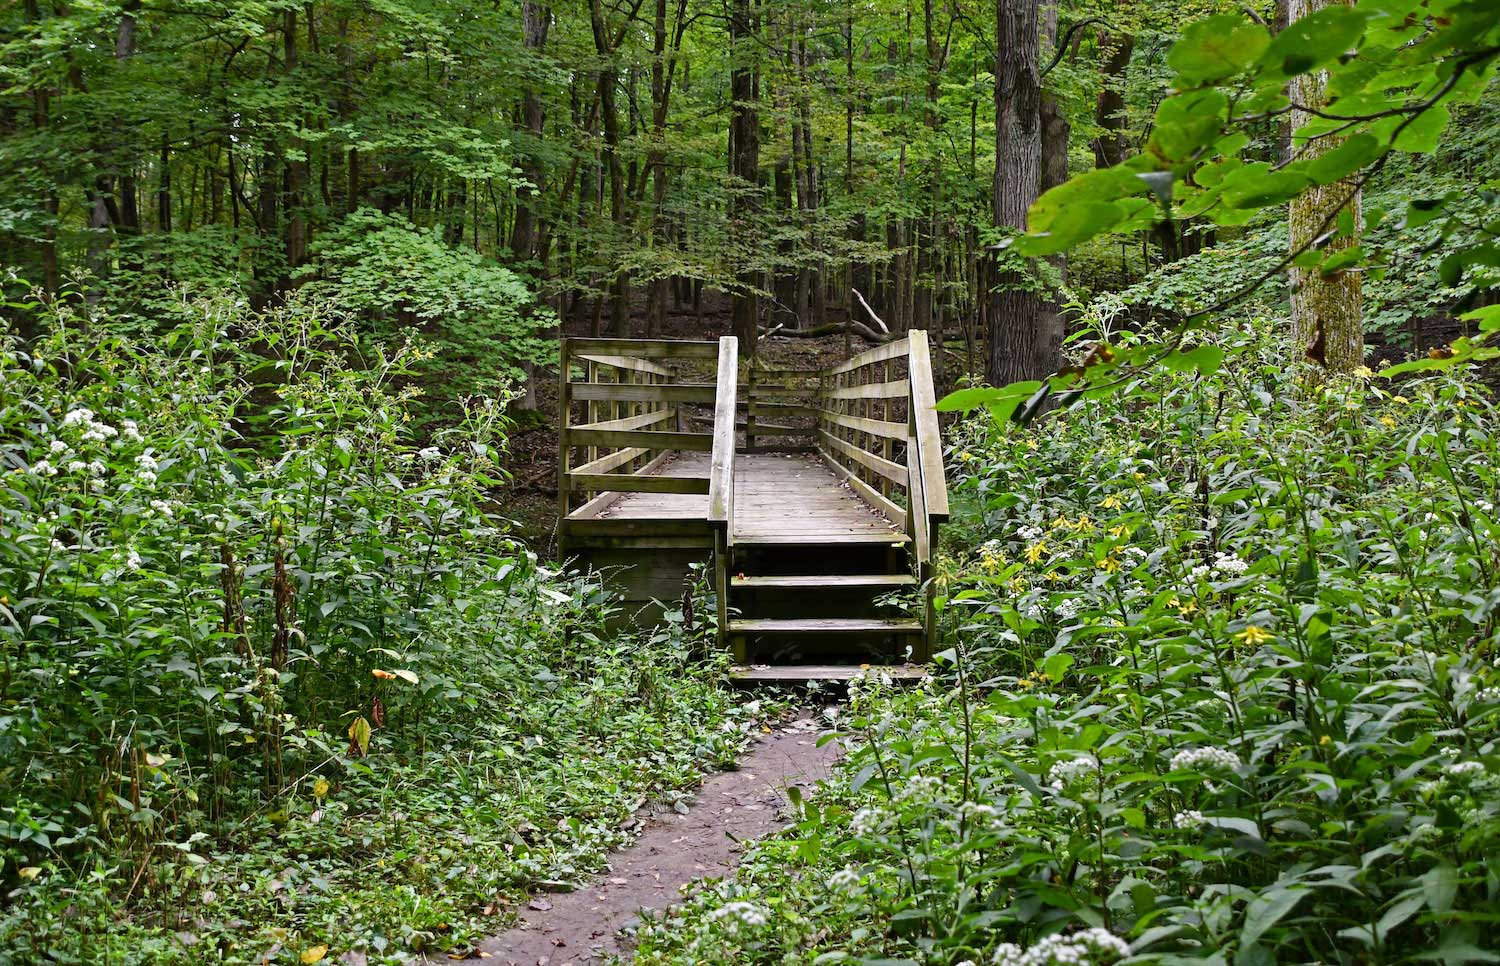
572 409 675 433
818 410 907 441
568 473 710 495
566 337 720 359
818 430 908 487
571 383 718 403
568 428 714 451
820 378 910 401
569 446 651 476
824 337 911 377
575 353 673 377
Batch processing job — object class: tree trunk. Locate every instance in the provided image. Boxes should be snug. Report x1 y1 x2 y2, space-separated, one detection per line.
510 1 551 264
988 0 1051 387
1093 33 1133 169
1287 0 1363 371
728 0 759 353
1038 0 1070 354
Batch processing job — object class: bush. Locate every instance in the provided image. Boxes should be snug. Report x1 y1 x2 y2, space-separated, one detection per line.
633 324 1500 965
0 286 749 964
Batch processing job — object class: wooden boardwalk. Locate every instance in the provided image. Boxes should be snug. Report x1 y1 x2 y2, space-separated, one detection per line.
557 334 947 676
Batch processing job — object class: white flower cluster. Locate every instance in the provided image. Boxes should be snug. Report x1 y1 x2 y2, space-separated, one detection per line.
896 775 944 802
1018 524 1044 541
136 453 159 486
1053 597 1085 621
31 459 59 477
851 806 886 837
125 548 143 572
827 867 861 893
960 801 1005 831
1169 747 1242 773
1476 687 1500 703
418 446 443 462
1212 552 1248 576
705 900 766 937
1174 809 1205 829
1443 761 1486 780
1047 755 1098 791
63 407 121 444
992 928 1132 966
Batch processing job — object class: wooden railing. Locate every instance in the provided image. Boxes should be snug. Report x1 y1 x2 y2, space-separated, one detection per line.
557 337 726 529
813 330 949 657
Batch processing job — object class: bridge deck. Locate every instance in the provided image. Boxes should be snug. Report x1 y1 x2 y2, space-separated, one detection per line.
568 451 906 545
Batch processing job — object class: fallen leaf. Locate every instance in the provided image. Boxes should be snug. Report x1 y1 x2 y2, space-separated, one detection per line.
300 945 329 964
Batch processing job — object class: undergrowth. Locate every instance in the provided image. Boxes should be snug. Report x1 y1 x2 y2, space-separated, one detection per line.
0 286 752 964
633 323 1500 965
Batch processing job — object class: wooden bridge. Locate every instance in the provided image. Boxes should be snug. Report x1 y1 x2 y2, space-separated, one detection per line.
556 333 948 680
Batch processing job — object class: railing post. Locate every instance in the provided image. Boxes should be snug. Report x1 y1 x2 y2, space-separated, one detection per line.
557 339 573 557
708 336 739 651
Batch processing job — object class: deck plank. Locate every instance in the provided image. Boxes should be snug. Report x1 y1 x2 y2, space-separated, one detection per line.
568 451 905 544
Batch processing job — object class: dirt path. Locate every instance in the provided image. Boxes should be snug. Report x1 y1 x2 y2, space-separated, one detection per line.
443 715 839 965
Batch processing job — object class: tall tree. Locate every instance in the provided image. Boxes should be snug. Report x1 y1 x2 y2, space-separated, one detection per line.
728 0 760 354
987 0 1052 386
1286 0 1364 371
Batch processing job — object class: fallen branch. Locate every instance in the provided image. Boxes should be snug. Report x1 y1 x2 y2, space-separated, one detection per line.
758 320 890 343
851 288 890 333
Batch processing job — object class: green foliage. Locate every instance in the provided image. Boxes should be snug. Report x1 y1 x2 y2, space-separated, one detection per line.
633 324 1500 964
0 286 749 964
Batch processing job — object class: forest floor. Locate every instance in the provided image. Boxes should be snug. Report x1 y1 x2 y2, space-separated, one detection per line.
429 713 839 965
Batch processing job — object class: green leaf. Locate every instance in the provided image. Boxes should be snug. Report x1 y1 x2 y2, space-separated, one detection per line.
1423 863 1458 913
1168 15 1271 85
1388 105 1451 154
1259 6 1368 79
1301 134 1384 185
1162 345 1226 375
1241 886 1309 946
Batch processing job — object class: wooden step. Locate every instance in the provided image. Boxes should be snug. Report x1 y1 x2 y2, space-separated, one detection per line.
731 574 916 590
729 618 924 636
730 663 929 684
734 531 910 546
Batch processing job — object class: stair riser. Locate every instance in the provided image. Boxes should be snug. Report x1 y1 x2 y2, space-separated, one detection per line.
733 634 922 665
732 544 907 577
731 588 912 621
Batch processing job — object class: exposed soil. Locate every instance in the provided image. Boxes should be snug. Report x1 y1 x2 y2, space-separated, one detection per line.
436 714 840 965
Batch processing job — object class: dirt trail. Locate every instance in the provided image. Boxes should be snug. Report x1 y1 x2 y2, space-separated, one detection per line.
444 715 840 965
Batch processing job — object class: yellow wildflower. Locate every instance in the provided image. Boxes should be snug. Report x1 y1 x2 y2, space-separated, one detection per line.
1318 735 1331 746
1352 365 1374 379
1100 494 1123 510
1050 514 1071 530
1177 598 1198 617
1393 395 1409 405
1025 438 1038 450
1108 523 1130 539
312 777 330 799
1237 625 1273 646
1045 570 1065 582
1379 415 1396 429
1025 540 1048 563
1096 554 1121 573
1132 471 1147 482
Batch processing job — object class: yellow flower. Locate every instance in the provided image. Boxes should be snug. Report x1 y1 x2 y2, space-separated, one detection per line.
1318 735 1331 746
1045 570 1065 582
1108 523 1130 539
1379 415 1396 429
1025 540 1048 563
1074 515 1094 533
1096 554 1121 573
960 451 974 461
1177 598 1198 617
1100 494 1123 510
312 777 330 799
1393 395 1409 405
1237 625 1273 646
1050 514 1071 530
1025 438 1038 450
1352 365 1374 379
1132 471 1146 482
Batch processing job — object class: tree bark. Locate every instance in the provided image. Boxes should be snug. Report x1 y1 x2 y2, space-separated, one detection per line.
1093 33 1133 169
510 1 551 264
1287 0 1363 371
728 0 760 353
988 0 1052 387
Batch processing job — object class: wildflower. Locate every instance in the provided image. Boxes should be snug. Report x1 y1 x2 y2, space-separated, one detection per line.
1132 471 1147 482
31 460 58 477
1444 761 1485 780
67 460 87 474
120 419 143 442
959 801 1003 831
49 439 69 455
88 460 106 476
62 408 95 427
1047 755 1098 791
1107 523 1130 539
137 470 157 486
705 901 767 937
1213 552 1248 576
850 806 884 836
1018 524 1044 541
1025 540 1049 564
827 867 861 892
1237 625 1273 646
992 928 1131 966
1096 554 1121 573
136 454 159 473
1100 493 1123 510
371 668 396 680
418 446 442 462
149 499 175 518
1174 809 1205 829
1169 746 1242 773
1053 597 1083 620
1477 687 1500 703
1393 395 1409 405
124 549 142 572
312 777 331 799
1379 414 1396 428
1352 365 1374 379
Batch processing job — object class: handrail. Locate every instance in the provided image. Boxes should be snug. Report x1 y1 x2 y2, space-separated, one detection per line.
906 330 949 524
707 336 738 539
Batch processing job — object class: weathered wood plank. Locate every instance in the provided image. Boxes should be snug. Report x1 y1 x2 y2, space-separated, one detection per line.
825 337 911 377
564 518 713 538
731 574 916 588
818 431 908 487
565 337 720 358
729 618 923 634
907 330 949 520
573 353 673 377
708 336 738 532
819 409 908 441
572 408 675 433
568 473 710 495
567 428 714 451
729 664 928 683
820 378 910 400
571 383 718 404
817 447 908 529
569 447 651 477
